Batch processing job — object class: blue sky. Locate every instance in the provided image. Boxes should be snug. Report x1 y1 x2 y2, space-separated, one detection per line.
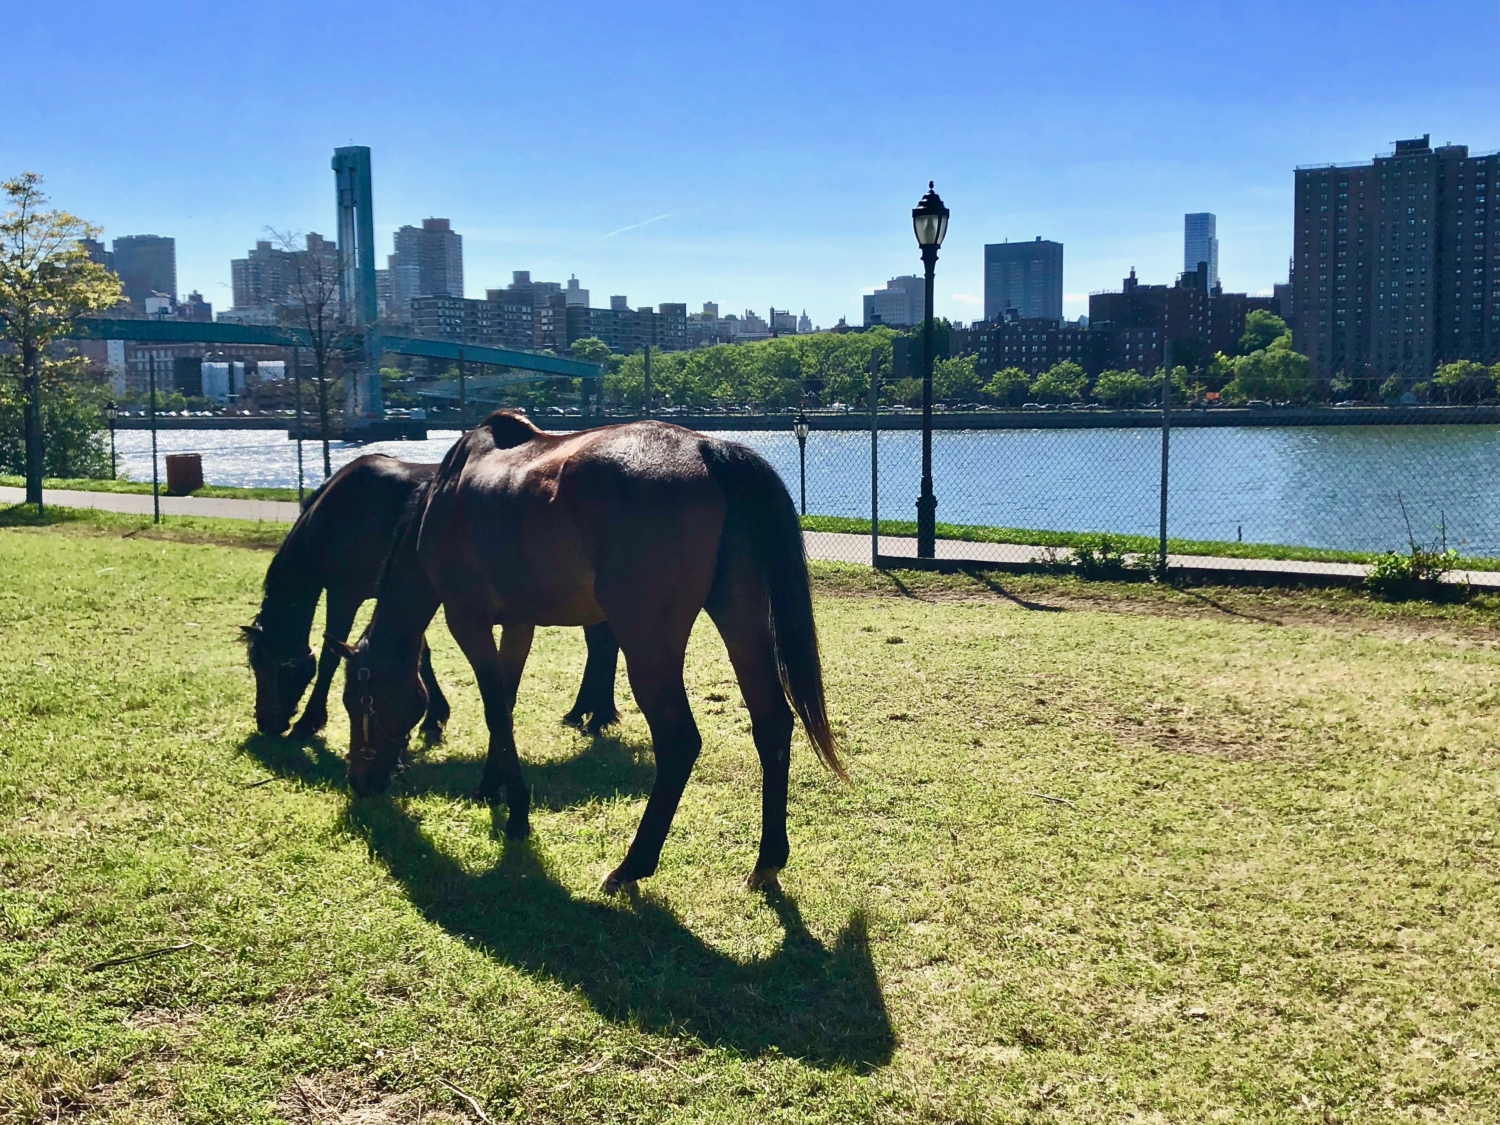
6 2 1498 326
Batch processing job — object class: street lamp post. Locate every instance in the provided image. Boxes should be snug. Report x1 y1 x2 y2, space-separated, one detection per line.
912 181 949 559
148 352 160 523
792 410 810 516
104 401 118 479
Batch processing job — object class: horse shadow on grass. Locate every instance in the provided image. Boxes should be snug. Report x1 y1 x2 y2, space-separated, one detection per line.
239 731 894 1068
237 729 657 811
345 799 893 1069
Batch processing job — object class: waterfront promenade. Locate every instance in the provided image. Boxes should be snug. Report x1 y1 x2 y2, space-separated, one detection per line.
8 485 1496 589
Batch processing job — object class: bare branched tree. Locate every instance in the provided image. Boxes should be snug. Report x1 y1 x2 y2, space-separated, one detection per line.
270 229 344 479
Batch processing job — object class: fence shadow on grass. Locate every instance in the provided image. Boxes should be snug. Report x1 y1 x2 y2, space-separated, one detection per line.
237 729 656 811
344 797 895 1070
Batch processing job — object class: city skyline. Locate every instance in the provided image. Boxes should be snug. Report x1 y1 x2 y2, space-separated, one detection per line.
6 2 1498 328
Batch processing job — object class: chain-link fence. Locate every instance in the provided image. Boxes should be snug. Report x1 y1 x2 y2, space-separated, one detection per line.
728 408 1500 571
109 410 1500 575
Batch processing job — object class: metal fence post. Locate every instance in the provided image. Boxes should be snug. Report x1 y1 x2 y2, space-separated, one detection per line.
870 348 880 566
149 351 160 524
1158 339 1172 577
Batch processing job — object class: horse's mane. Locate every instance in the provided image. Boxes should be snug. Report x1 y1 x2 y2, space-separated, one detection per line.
373 476 434 604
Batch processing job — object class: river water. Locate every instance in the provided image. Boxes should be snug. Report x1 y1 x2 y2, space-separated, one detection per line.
111 423 1500 556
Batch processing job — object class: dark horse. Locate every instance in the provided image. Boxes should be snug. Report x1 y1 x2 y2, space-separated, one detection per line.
243 453 622 738
338 412 843 893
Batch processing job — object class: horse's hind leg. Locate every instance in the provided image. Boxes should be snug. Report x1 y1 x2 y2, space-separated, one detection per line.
446 612 534 838
707 580 793 890
293 587 360 737
603 644 700 893
418 638 449 745
562 622 621 734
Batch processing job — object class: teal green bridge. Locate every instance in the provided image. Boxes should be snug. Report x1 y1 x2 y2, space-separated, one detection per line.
69 318 603 414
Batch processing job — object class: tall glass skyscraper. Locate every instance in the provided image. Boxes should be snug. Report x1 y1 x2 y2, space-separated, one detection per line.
1184 213 1219 289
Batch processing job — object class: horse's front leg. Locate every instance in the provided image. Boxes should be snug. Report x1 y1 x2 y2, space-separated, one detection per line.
446 613 535 838
417 638 449 744
563 621 621 733
293 588 359 737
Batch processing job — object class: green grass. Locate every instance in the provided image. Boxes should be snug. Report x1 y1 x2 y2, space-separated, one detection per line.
3 524 1500 1121
0 475 303 503
801 513 1500 572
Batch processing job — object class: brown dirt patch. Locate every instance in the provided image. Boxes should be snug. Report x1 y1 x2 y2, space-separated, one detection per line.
812 564 1500 643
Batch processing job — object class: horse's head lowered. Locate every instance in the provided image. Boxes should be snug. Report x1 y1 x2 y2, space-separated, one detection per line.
337 636 428 796
241 622 316 735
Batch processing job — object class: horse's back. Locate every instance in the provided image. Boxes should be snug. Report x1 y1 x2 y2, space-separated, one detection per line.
424 418 727 626
297 454 439 591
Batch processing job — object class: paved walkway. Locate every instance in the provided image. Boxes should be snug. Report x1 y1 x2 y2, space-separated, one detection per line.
0 486 301 524
7 486 1498 589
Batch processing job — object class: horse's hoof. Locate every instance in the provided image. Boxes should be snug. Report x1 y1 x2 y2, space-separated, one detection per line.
504 814 531 841
290 717 325 738
585 712 620 736
602 874 640 897
420 722 445 747
561 711 586 730
745 867 782 892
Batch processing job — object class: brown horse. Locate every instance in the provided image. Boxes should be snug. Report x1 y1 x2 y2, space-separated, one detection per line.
338 411 843 892
243 452 621 738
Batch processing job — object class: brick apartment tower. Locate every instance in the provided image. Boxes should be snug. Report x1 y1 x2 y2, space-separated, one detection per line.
1293 135 1500 384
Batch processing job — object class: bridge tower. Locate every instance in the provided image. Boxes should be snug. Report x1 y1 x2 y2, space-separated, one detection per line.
332 145 382 423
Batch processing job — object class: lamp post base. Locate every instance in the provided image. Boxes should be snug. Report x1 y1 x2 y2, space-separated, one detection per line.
916 491 938 558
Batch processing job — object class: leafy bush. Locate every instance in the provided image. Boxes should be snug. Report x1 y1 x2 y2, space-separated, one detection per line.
1029 362 1088 403
983 366 1029 406
1366 546 1461 601
1093 368 1149 407
1379 374 1405 402
0 357 110 478
1222 336 1312 404
1067 533 1150 578
1238 309 1289 355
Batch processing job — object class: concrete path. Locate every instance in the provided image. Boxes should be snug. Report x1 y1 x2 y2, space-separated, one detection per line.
0 486 301 523
7 486 1498 589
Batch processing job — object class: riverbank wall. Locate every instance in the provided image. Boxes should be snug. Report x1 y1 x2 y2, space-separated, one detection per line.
114 404 1500 435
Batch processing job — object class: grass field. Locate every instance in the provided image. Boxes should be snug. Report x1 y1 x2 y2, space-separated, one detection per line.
2 515 1499 1123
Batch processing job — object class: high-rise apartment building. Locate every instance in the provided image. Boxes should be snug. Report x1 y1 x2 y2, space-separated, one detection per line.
1184 213 1219 289
983 238 1063 323
863 276 924 327
1293 134 1500 381
112 235 176 306
230 233 339 311
388 218 464 314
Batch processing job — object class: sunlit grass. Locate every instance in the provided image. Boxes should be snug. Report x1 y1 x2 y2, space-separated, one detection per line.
2 521 1498 1122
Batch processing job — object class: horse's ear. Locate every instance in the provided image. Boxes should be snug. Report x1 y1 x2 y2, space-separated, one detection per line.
239 624 261 640
330 639 359 660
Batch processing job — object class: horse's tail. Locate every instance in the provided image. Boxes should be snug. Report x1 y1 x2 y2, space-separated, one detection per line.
701 440 846 781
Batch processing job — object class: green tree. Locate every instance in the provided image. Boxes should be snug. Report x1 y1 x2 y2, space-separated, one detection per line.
0 355 110 478
1092 368 1149 407
0 172 121 505
1238 309 1290 355
1222 335 1313 403
933 354 980 402
1029 361 1088 403
1379 374 1405 402
1432 360 1492 404
982 366 1029 406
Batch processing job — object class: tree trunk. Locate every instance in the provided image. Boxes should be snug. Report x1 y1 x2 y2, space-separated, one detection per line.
22 346 43 510
316 362 332 478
